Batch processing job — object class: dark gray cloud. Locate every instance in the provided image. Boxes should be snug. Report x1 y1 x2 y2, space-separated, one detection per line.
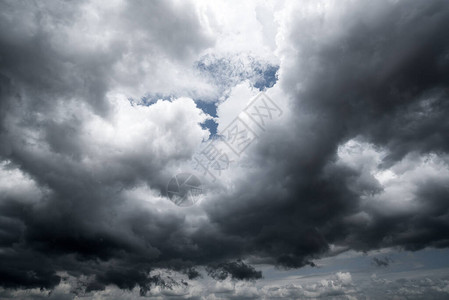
372 256 392 267
1 0 449 297
215 0 449 261
206 260 262 281
0 0 213 292
200 0 449 273
283 0 449 163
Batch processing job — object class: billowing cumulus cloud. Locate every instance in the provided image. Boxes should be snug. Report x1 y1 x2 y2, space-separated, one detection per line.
205 0 449 268
1 0 449 298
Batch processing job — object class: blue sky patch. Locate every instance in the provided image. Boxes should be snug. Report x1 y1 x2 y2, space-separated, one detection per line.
196 54 279 94
196 100 218 136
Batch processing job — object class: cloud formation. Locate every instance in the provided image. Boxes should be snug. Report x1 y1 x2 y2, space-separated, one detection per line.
1 0 449 297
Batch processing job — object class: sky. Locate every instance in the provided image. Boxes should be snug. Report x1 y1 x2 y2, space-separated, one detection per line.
0 0 449 299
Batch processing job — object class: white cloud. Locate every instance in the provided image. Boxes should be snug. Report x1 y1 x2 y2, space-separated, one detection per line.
337 139 449 217
0 160 47 204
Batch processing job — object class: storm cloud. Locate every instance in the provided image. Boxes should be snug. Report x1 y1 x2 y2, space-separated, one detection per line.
1 0 449 298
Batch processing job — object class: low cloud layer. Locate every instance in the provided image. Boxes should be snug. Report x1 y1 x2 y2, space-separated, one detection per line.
2 270 449 299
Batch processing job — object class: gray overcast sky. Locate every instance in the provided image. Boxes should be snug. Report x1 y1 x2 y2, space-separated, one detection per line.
1 0 449 299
